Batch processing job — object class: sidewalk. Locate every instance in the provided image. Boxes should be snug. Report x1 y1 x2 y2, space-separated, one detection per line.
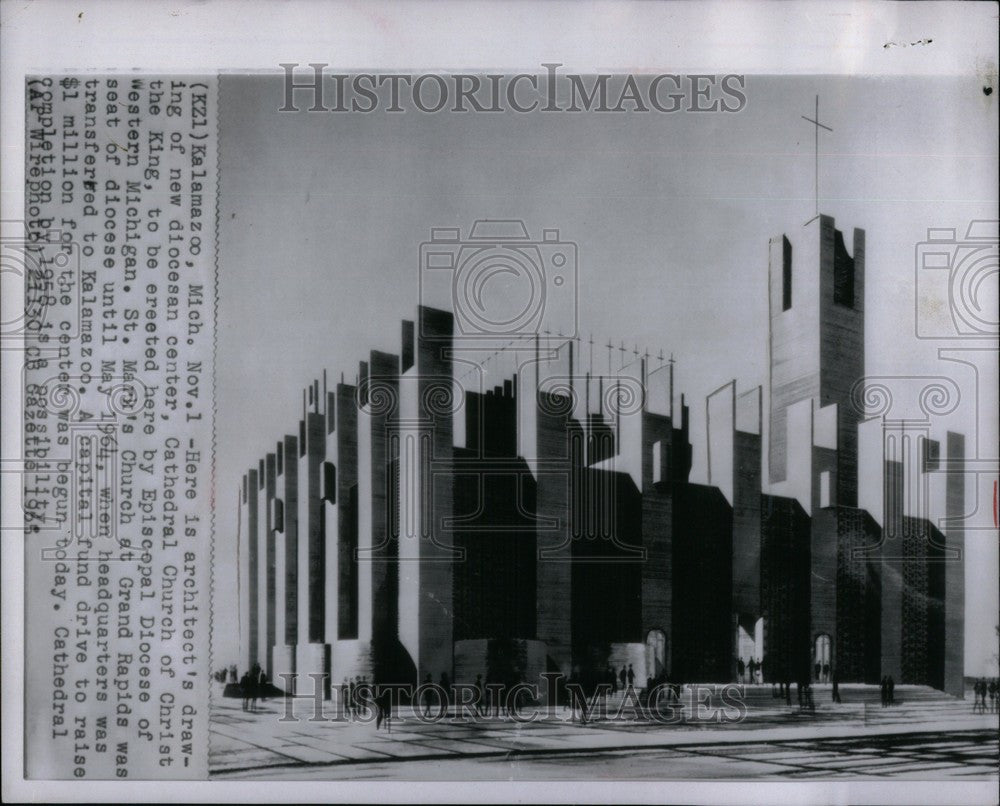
209 685 998 776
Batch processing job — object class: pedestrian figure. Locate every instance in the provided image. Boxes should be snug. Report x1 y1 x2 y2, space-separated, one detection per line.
737 657 745 684
258 668 268 703
376 686 392 732
422 673 434 718
814 661 821 682
475 673 486 717
609 665 618 695
570 675 587 724
972 679 984 714
989 679 997 713
619 666 627 690
566 672 577 721
374 685 385 730
240 672 250 711
822 662 830 683
439 671 451 711
627 664 635 688
748 658 757 685
509 681 522 718
249 664 260 712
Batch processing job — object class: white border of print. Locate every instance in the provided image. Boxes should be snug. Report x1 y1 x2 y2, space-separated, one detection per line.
2 1 997 803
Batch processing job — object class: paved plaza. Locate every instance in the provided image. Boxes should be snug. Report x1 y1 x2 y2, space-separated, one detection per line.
210 684 999 780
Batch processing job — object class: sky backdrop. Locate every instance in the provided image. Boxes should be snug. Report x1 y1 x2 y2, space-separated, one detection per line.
214 72 998 673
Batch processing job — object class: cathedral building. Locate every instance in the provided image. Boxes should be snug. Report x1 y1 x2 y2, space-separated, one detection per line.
236 214 965 699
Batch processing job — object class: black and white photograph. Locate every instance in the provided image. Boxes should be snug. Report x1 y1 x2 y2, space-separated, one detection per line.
207 66 999 784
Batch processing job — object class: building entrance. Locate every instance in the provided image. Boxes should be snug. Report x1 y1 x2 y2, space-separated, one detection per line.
814 634 832 682
645 629 667 681
735 617 765 682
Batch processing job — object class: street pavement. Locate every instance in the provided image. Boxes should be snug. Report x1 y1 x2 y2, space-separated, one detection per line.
209 683 999 780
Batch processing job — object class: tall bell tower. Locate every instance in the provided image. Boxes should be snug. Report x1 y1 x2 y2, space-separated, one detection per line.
767 215 866 508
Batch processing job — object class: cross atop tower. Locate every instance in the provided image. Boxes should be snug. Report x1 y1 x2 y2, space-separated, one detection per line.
802 94 833 226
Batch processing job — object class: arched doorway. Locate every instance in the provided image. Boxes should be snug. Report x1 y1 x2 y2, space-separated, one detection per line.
645 629 667 682
814 634 831 682
735 617 765 683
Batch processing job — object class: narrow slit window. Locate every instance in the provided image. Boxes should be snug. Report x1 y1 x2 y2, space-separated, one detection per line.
322 461 336 503
833 229 855 307
820 470 831 509
782 235 792 311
